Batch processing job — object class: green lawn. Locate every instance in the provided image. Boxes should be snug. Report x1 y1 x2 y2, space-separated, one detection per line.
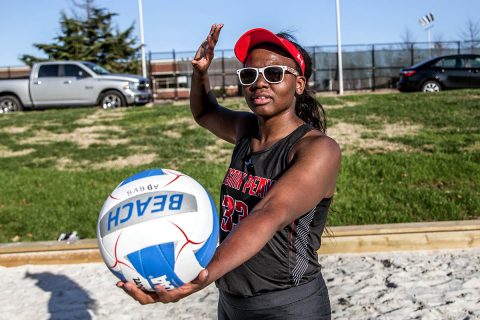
0 90 479 242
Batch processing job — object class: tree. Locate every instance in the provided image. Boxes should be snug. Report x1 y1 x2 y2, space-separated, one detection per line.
398 27 416 66
433 34 445 49
458 17 480 48
20 0 140 74
400 27 416 46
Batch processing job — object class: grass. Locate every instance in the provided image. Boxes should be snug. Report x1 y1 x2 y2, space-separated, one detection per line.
0 89 479 242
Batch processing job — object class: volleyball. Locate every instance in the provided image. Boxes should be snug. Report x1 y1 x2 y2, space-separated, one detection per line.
97 169 218 291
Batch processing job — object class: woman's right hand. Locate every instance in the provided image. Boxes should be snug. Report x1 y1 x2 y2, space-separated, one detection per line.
192 24 223 75
116 268 210 305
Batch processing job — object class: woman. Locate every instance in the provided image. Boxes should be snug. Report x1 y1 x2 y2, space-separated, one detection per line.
118 24 341 319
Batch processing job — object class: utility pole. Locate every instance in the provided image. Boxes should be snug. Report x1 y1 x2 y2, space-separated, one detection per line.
335 0 344 95
138 0 147 78
419 12 435 58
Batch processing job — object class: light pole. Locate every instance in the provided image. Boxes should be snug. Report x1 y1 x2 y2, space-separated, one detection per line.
335 0 344 95
138 0 147 78
419 12 435 58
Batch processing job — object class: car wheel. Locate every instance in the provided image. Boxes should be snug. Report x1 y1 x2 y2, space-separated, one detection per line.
0 95 24 113
421 81 441 92
99 90 126 109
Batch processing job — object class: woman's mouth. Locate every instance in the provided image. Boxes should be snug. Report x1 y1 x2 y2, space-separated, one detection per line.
252 95 272 105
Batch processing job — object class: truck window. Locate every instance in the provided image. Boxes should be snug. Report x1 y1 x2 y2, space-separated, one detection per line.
81 62 111 75
38 65 59 78
64 64 89 78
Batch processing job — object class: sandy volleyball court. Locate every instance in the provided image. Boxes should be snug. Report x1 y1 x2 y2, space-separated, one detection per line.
1 248 479 320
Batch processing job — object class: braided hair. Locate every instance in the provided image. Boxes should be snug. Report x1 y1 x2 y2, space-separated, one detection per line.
276 32 326 133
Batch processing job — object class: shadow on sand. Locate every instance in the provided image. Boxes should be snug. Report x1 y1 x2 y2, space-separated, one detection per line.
25 272 96 320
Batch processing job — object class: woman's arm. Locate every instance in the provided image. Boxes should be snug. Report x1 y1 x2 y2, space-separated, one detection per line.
190 24 256 144
118 134 341 304
205 134 341 281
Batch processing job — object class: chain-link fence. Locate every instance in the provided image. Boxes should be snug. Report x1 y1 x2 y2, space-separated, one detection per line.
147 40 480 99
2 40 479 99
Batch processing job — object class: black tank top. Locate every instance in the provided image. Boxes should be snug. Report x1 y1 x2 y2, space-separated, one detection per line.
216 123 332 297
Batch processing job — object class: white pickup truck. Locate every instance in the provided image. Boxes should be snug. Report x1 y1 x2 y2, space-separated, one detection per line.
0 61 152 113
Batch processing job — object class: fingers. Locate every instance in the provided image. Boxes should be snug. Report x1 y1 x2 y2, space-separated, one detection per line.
197 23 223 54
208 24 216 41
214 24 224 40
117 281 158 305
153 286 176 303
203 24 222 62
192 23 223 71
207 23 223 48
153 273 206 303
116 269 209 305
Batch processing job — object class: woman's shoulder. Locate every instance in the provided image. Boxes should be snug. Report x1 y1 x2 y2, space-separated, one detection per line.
290 128 341 162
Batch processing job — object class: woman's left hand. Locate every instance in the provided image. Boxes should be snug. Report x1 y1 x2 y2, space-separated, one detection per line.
116 269 210 304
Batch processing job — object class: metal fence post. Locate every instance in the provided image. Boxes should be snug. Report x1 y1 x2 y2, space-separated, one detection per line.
148 51 153 102
172 49 178 101
221 50 226 100
312 46 317 91
371 45 376 92
457 41 461 54
147 51 152 78
410 43 415 66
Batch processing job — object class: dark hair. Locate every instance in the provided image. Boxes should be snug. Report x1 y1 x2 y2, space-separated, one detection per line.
276 32 326 133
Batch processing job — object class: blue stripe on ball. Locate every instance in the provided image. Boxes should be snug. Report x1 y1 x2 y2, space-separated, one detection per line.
194 190 219 268
110 269 127 282
119 169 165 187
127 242 184 289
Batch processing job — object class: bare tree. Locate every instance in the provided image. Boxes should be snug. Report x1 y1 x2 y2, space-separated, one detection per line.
400 27 416 48
433 34 445 49
396 27 417 66
458 17 480 48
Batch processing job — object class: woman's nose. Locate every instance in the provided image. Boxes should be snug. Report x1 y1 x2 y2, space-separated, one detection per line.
252 71 269 88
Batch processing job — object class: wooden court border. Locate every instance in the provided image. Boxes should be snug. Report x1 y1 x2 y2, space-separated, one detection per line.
1 220 479 267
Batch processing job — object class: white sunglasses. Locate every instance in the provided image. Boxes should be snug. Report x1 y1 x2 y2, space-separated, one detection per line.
236 65 299 86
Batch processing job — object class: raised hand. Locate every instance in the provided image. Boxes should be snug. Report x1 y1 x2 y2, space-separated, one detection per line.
191 24 223 75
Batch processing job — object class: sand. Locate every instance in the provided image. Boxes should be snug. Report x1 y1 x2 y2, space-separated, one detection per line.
1 248 479 320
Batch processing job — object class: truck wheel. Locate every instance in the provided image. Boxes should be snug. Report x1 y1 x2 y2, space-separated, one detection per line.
421 81 441 92
0 95 24 113
99 90 126 109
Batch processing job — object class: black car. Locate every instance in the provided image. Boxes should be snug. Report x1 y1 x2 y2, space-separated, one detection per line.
397 54 480 92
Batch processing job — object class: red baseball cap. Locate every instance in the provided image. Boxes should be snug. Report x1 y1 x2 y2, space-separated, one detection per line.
234 28 305 75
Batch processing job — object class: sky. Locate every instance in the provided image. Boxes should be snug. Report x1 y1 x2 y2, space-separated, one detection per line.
1 0 479 66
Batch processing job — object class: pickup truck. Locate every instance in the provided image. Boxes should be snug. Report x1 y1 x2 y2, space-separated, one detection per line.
0 61 152 113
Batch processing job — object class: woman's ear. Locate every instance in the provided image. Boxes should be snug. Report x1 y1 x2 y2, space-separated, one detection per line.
296 76 307 95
